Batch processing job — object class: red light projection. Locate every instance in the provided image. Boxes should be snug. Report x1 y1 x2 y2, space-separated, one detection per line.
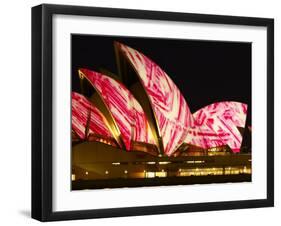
71 92 114 141
187 102 248 152
184 121 226 150
116 42 194 156
73 42 250 156
79 69 156 151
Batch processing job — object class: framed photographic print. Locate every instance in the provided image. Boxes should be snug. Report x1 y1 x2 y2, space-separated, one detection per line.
32 4 274 221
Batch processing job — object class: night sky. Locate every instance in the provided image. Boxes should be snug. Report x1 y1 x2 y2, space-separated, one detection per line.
72 34 251 125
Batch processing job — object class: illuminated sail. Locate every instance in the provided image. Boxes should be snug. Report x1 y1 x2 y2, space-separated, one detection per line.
188 102 248 152
79 68 156 151
71 92 114 141
116 42 193 156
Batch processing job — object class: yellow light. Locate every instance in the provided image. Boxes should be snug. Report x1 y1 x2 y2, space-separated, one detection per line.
124 170 128 174
179 168 182 172
159 161 170 165
78 70 85 79
146 172 155 178
85 171 88 175
112 162 120 165
71 174 76 181
105 170 109 174
156 171 167 177
146 162 156 165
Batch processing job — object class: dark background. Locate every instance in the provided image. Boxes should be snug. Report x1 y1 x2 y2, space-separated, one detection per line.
72 34 251 125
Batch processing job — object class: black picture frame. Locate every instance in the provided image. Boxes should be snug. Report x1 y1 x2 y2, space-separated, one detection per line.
32 4 274 222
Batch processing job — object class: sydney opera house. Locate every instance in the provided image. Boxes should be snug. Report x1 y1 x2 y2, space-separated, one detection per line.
71 42 252 190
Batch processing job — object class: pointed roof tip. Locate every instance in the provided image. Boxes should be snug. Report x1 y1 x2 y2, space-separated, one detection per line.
114 41 125 49
113 40 120 47
78 68 99 80
78 68 87 79
113 40 121 45
78 68 87 73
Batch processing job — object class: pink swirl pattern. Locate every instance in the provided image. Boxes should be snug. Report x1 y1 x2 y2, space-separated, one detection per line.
116 42 193 156
79 68 156 151
72 92 113 140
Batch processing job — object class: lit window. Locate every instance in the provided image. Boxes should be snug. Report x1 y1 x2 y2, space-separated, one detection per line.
159 161 170 165
156 171 167 177
112 162 120 165
145 172 155 178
